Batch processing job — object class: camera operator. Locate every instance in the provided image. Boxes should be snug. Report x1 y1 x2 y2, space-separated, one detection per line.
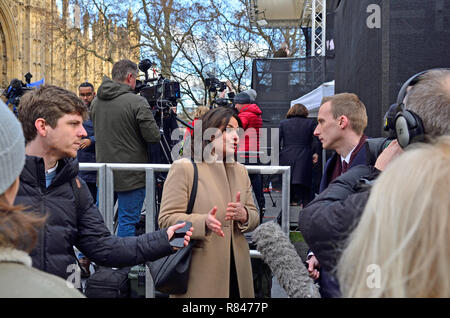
218 80 236 100
90 59 160 238
3 78 30 116
298 68 450 297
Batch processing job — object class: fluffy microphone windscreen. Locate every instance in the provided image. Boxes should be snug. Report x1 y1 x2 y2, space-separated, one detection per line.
252 221 320 298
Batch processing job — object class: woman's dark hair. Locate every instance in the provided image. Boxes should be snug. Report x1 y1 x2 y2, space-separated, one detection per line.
0 196 45 253
286 103 309 118
190 107 242 161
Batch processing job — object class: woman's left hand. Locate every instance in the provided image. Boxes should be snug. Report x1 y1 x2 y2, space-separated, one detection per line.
225 192 248 224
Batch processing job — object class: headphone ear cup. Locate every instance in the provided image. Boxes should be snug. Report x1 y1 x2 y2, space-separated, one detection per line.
395 110 425 148
395 113 410 148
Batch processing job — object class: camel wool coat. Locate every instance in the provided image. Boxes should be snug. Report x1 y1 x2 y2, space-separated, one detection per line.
158 158 260 298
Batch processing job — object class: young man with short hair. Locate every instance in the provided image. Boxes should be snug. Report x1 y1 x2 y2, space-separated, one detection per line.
314 93 368 192
15 84 191 281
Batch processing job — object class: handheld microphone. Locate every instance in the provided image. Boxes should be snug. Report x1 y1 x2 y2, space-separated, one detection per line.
252 221 320 298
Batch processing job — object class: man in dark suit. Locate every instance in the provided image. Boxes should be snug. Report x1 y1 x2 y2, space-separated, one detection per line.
314 93 368 192
303 93 368 297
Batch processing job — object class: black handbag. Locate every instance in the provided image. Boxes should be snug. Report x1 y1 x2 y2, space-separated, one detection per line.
85 266 131 298
148 160 198 294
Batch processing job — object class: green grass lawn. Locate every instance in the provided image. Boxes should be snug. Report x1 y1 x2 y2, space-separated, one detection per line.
289 231 305 243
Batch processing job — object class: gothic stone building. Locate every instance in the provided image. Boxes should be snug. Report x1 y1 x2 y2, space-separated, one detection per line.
0 0 140 93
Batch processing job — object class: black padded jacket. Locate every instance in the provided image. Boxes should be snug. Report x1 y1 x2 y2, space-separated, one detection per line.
15 155 173 279
298 165 380 274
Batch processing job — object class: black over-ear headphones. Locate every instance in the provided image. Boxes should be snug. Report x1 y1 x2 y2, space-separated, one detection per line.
392 71 427 148
385 68 450 147
384 70 430 148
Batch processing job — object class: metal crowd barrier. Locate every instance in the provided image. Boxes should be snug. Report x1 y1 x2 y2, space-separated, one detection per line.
79 163 290 298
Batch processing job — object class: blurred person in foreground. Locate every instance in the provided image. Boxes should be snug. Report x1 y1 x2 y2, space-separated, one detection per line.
0 101 83 298
338 135 450 298
299 68 450 297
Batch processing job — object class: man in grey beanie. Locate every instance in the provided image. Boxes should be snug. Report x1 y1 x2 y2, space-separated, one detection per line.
234 90 265 222
0 101 25 196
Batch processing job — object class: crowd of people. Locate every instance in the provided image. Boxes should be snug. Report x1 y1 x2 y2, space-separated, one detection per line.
0 57 448 298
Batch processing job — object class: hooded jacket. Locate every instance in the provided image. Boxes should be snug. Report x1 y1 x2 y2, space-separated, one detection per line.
90 76 160 191
237 104 263 162
15 156 173 280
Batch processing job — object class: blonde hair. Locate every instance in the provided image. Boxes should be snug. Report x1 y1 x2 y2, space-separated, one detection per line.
337 135 450 298
321 93 368 135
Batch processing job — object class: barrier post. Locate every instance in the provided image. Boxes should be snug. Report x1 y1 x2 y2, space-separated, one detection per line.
104 166 115 233
145 168 156 298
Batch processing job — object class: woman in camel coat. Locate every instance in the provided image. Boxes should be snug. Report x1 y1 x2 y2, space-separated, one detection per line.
159 107 260 298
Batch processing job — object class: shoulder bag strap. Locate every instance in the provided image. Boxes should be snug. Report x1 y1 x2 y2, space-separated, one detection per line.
186 160 198 215
70 177 89 278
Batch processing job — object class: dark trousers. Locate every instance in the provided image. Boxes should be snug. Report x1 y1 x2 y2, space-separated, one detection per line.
229 243 240 298
291 184 311 206
249 174 265 223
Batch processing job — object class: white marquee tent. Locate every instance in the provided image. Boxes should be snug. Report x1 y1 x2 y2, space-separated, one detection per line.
290 80 335 117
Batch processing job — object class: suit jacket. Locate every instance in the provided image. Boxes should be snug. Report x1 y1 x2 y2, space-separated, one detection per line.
158 158 260 298
319 135 368 192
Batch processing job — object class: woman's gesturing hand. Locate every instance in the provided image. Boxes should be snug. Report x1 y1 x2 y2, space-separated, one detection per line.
225 192 248 224
206 206 225 237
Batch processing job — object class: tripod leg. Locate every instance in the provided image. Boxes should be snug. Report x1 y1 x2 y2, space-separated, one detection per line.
268 192 276 207
159 132 173 164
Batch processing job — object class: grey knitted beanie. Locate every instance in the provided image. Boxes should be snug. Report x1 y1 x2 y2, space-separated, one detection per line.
234 91 251 104
0 100 25 195
243 89 257 102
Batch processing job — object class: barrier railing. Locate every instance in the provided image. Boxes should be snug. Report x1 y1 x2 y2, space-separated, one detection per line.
79 162 290 298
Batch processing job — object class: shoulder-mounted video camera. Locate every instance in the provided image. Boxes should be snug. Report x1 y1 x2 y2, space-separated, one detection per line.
205 75 226 93
135 59 181 116
2 72 35 116
211 97 234 108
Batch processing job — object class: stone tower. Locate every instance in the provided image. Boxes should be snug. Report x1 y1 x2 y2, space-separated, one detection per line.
0 0 140 93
